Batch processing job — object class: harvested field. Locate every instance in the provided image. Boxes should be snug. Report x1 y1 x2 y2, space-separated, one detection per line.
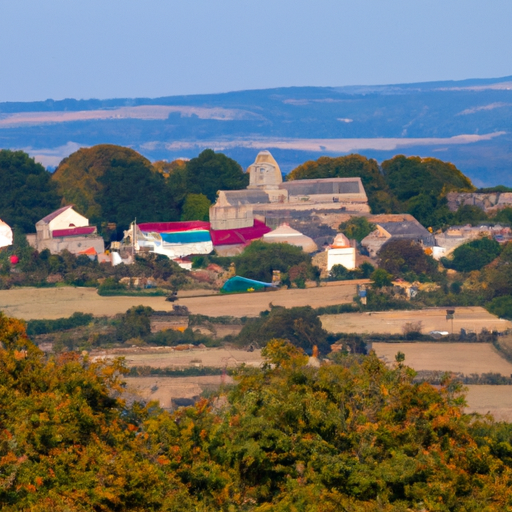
321 307 512 335
372 342 512 375
124 375 233 409
92 347 263 369
465 385 512 422
0 282 358 320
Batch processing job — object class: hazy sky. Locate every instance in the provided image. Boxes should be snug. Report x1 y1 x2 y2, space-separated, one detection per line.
1 0 511 102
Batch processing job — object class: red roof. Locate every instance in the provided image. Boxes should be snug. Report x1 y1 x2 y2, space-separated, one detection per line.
38 205 74 225
138 221 210 233
52 226 96 238
79 247 98 255
210 220 271 246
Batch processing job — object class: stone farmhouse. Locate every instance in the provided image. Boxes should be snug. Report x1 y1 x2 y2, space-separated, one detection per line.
27 205 105 256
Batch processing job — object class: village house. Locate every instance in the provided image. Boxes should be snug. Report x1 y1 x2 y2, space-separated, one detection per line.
433 224 512 259
27 205 105 256
361 219 435 258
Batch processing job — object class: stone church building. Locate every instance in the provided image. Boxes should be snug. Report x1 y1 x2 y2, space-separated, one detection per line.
210 150 370 230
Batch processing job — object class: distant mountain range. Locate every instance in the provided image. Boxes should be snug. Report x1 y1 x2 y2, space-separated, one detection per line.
1 76 511 186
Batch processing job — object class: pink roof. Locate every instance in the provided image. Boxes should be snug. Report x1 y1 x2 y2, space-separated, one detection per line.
38 205 74 225
138 221 210 233
210 219 271 246
52 226 96 238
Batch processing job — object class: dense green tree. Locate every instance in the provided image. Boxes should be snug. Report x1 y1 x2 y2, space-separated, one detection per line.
53 145 179 227
492 207 512 225
488 296 512 319
184 149 249 203
442 237 501 273
455 204 489 225
338 216 375 242
236 306 331 353
329 262 375 281
53 144 154 221
380 155 475 229
180 193 211 221
0 150 61 232
97 158 178 231
381 155 474 203
378 239 438 279
234 240 318 283
371 268 393 288
115 305 153 342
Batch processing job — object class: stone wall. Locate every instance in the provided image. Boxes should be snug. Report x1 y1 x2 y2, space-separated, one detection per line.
446 192 512 212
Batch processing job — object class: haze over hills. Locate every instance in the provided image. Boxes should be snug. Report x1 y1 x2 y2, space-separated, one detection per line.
1 75 511 186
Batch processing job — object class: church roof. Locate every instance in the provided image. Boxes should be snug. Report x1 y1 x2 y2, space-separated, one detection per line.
280 177 366 197
378 220 430 237
221 189 270 206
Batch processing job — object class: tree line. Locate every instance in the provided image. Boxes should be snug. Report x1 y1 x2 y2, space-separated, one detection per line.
0 145 496 237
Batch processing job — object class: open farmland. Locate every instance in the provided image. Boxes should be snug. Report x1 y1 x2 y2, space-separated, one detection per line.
92 347 263 369
320 307 512 335
0 282 358 320
465 385 512 421
372 342 512 375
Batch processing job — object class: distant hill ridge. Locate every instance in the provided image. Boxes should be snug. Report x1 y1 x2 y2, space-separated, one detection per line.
1 75 511 185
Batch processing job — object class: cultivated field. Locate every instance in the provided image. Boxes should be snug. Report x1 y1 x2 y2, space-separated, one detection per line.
92 347 263 369
321 307 512 335
0 282 358 320
465 385 512 422
372 342 512 375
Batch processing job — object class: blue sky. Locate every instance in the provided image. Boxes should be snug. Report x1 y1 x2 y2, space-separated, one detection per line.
1 0 511 102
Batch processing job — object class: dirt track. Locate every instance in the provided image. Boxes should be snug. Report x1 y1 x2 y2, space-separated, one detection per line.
321 307 512 335
0 282 358 320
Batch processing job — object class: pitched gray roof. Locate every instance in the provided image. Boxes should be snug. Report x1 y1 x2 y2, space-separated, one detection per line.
281 178 363 196
378 221 430 237
223 190 269 206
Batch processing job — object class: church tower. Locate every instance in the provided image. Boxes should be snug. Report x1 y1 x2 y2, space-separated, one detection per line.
247 150 283 190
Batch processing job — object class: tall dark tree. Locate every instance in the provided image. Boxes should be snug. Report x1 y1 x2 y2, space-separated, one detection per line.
0 150 61 232
97 158 177 231
378 239 438 278
184 149 249 202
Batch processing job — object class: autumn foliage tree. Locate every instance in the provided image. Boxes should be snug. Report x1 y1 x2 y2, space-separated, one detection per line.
3 316 512 510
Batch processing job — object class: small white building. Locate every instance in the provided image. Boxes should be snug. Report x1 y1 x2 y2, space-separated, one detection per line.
0 219 13 249
327 233 356 271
